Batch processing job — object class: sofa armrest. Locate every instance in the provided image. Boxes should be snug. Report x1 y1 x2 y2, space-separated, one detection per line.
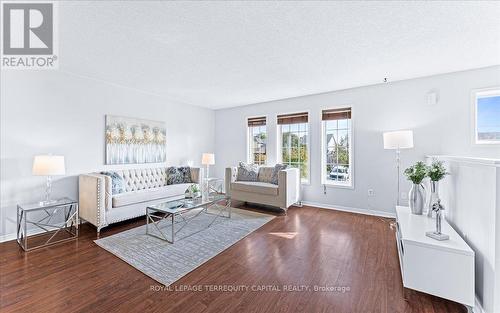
278 168 300 208
78 174 110 230
225 167 237 195
190 167 201 184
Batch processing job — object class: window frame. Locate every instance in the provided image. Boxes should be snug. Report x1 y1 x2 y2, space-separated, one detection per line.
276 110 311 185
320 106 354 189
471 87 500 146
246 115 268 165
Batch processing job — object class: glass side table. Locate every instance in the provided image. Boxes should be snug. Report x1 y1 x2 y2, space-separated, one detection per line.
17 197 79 251
207 177 224 195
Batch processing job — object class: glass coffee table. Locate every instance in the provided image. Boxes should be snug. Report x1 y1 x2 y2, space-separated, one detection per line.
146 195 231 243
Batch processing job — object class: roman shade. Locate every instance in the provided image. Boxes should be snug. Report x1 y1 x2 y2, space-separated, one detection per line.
322 108 351 121
277 112 308 125
248 116 266 126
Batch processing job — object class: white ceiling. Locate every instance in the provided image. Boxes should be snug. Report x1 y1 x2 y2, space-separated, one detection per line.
60 1 500 109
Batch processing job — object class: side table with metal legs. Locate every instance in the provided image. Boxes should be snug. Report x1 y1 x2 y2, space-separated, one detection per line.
17 198 79 251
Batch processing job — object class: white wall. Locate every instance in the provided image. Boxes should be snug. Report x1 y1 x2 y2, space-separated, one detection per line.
214 66 500 216
0 70 215 239
431 156 499 313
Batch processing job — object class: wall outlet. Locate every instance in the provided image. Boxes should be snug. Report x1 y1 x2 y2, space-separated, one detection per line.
367 189 375 197
400 192 408 200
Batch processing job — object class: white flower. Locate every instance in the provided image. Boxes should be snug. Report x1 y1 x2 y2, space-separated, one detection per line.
143 126 153 143
131 125 144 140
110 124 120 140
123 127 133 141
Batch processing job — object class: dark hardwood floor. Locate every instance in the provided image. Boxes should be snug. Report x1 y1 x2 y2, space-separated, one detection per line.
0 205 466 313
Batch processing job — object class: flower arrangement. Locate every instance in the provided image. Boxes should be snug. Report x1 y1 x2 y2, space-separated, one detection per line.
427 160 448 182
185 184 201 199
404 161 428 184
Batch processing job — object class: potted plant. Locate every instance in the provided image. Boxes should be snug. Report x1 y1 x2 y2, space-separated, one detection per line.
426 160 449 217
185 184 201 199
404 161 427 215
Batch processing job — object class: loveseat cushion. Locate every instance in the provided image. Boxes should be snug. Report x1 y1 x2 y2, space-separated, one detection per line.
271 164 288 185
257 167 274 183
237 162 258 181
112 183 191 208
231 181 278 196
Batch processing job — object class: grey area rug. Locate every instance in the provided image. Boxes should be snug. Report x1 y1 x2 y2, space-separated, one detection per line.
94 208 274 286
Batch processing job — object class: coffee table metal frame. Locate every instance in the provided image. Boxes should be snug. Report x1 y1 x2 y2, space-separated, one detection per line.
146 195 231 243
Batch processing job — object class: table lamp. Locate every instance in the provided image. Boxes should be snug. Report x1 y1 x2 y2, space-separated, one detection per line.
383 130 414 205
32 155 66 205
201 153 215 180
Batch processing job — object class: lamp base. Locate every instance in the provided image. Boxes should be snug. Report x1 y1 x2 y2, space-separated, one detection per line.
39 199 58 206
425 231 449 241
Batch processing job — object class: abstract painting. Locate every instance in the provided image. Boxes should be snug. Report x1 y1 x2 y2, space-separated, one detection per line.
105 115 166 164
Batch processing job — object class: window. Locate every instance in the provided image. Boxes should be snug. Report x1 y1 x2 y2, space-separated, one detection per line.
277 112 309 183
247 116 267 165
473 88 500 144
321 108 353 187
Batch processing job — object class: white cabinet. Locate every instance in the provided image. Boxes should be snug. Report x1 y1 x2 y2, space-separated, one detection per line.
395 206 475 309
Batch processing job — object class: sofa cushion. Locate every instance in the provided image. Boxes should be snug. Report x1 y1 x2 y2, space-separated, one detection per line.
231 181 278 196
100 171 125 194
112 183 191 208
257 167 274 183
237 162 258 181
271 164 288 185
178 167 193 183
115 168 167 192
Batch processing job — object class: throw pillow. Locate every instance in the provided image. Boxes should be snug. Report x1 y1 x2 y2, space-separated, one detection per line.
237 162 258 182
178 166 193 183
166 167 184 185
270 164 288 185
100 171 125 194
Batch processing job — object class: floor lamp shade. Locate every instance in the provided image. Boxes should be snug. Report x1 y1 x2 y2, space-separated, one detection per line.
32 155 66 176
201 153 215 165
383 130 414 150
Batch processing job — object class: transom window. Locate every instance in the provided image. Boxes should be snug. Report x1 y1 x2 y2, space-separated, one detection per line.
277 112 309 183
321 108 353 187
473 88 500 145
247 116 267 165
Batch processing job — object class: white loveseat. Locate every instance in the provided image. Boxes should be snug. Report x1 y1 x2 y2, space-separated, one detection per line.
79 167 200 234
225 166 300 213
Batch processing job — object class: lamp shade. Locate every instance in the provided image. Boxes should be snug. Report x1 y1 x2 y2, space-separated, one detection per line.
201 153 215 165
383 130 414 149
32 155 66 176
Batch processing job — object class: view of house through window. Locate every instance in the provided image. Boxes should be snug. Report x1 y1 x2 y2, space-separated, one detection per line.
322 108 352 186
277 112 309 183
247 116 267 165
474 89 500 144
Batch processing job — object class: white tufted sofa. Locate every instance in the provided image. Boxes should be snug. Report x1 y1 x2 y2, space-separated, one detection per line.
79 167 200 234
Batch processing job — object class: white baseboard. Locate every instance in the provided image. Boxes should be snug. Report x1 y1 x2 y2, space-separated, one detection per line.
0 228 48 243
302 201 396 218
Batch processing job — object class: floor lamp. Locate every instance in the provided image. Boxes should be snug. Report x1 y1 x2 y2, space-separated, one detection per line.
201 153 215 199
383 130 414 206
